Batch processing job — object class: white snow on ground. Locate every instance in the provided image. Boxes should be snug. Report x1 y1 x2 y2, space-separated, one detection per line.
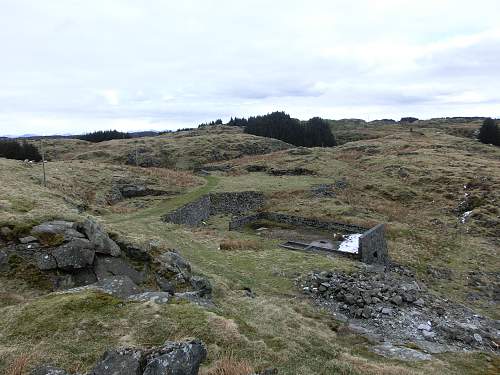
338 233 362 254
461 210 472 224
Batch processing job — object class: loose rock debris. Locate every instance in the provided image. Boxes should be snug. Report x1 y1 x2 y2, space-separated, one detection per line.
300 265 499 359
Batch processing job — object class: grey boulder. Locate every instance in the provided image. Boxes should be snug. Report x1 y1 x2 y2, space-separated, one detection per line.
19 235 38 244
78 219 121 257
93 276 141 298
52 238 95 270
90 349 142 375
65 276 141 299
190 276 212 297
143 340 207 375
35 252 58 270
158 251 191 279
116 239 152 262
31 221 84 242
94 255 144 284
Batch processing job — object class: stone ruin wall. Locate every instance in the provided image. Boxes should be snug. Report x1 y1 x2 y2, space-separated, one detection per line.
359 224 388 265
229 212 367 234
229 212 389 265
162 192 265 227
209 191 265 216
162 195 211 226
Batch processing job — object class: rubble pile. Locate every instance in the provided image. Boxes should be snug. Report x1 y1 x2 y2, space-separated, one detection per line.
301 267 499 355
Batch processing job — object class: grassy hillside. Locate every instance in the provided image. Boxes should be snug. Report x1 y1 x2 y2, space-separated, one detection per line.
205 127 500 318
37 126 292 170
1 121 498 374
328 117 483 144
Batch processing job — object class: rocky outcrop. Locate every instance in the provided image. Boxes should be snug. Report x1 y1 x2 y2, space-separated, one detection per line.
94 255 145 284
77 219 121 256
106 180 172 204
142 340 207 375
1 219 212 305
32 340 207 375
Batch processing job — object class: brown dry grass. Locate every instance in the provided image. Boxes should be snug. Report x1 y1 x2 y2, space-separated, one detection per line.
219 239 260 251
200 357 254 375
6 353 30 375
139 167 200 187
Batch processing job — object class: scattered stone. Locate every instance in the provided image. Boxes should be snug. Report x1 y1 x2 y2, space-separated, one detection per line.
127 292 170 304
174 291 214 308
244 287 256 298
311 184 336 198
391 295 403 306
156 275 175 294
372 343 432 361
422 330 436 340
418 323 432 332
259 368 278 375
362 306 372 318
190 275 212 297
300 268 499 353
474 333 483 344
334 178 349 190
414 298 425 307
158 250 192 279
31 366 70 375
381 307 392 315
19 236 37 244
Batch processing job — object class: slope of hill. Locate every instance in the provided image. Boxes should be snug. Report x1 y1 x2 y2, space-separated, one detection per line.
328 117 484 144
38 126 292 170
0 121 498 374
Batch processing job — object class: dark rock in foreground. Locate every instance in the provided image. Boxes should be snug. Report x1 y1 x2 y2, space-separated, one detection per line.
32 340 207 375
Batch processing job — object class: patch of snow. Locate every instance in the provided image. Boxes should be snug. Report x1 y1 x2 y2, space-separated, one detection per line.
461 210 472 224
338 233 362 254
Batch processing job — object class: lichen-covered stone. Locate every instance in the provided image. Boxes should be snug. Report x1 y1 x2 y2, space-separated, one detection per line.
52 238 95 270
143 340 207 375
78 219 121 256
89 348 142 375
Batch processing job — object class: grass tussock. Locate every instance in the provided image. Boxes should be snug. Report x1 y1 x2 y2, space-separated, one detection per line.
6 353 31 375
201 357 254 375
219 239 260 251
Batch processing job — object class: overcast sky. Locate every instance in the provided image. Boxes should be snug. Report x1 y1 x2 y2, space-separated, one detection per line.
1 0 499 135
